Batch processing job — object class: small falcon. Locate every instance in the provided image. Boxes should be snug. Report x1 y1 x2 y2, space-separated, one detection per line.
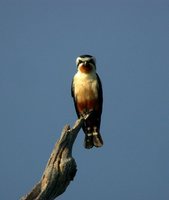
71 54 103 149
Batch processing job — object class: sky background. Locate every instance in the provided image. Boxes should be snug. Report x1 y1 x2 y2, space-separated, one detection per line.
0 0 169 200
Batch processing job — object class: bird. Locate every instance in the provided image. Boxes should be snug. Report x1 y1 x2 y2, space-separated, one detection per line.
71 54 103 149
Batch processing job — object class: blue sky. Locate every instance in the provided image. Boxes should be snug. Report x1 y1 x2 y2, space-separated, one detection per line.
0 0 169 199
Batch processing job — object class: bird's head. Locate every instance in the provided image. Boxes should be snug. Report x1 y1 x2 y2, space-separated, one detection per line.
76 55 96 74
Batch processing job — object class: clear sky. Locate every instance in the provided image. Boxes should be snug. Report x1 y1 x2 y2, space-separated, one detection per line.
0 0 169 200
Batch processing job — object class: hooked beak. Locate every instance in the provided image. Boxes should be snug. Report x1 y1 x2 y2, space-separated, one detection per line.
84 61 88 66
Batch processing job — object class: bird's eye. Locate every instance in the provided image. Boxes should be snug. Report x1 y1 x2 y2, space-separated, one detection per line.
78 60 82 65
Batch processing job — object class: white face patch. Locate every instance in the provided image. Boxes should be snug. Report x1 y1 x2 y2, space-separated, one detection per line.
76 56 96 67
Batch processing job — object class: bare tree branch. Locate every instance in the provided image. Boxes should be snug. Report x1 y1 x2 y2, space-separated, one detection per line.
21 115 89 200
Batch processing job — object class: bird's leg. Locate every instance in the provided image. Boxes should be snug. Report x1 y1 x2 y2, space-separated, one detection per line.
81 109 93 118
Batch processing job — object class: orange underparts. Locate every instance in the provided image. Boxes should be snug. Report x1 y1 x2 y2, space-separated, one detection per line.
77 99 99 114
79 65 92 73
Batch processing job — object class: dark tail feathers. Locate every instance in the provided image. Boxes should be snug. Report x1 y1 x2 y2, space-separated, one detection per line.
84 132 103 149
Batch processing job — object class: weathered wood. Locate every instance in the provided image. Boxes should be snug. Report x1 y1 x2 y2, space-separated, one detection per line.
21 115 88 200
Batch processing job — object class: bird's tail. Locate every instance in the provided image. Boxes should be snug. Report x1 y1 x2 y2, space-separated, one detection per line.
84 133 93 149
93 131 103 147
84 131 103 149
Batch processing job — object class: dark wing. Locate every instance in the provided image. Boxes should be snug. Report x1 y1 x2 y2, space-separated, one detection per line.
71 78 80 118
96 73 103 116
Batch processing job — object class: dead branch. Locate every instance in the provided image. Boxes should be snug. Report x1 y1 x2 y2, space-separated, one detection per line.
21 115 88 200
